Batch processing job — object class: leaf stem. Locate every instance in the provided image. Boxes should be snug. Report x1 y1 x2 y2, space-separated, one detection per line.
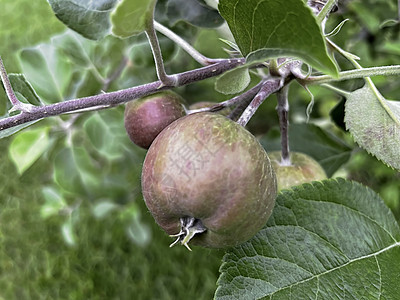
154 21 221 66
0 58 245 132
0 56 35 113
327 39 400 124
320 83 351 97
316 0 337 24
299 65 400 85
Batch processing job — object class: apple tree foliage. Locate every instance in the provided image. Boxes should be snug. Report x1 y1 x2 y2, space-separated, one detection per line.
1 0 400 298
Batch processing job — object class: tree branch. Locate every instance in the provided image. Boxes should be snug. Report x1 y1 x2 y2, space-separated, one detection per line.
236 79 282 127
0 58 245 132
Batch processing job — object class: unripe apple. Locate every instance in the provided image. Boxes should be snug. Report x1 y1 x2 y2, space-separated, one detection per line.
124 91 186 149
269 151 327 191
141 112 277 249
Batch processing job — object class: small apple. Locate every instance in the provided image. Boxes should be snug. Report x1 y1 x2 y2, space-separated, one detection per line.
269 151 327 191
124 91 186 149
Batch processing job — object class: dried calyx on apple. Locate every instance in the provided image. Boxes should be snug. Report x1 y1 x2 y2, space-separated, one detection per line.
141 112 277 250
124 91 187 149
268 151 327 191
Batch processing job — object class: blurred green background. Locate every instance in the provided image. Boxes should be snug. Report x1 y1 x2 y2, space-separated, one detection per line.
0 0 399 299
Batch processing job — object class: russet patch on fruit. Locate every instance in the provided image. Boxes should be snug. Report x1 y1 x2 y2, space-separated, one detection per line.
141 112 277 249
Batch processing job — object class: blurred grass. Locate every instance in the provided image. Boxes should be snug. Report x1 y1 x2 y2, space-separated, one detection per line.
0 138 224 299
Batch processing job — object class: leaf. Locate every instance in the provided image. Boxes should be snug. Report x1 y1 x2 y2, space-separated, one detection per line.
48 0 118 40
216 178 400 300
53 147 85 195
344 80 400 171
8 74 42 106
126 212 152 248
1 74 42 118
93 201 120 219
40 186 67 219
9 126 50 175
19 45 73 103
62 219 77 246
111 0 157 38
0 120 42 139
260 123 352 177
83 109 129 160
166 0 224 28
218 0 338 76
215 67 250 95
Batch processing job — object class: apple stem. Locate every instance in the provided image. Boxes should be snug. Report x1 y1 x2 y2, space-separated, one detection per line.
169 216 207 251
277 85 291 165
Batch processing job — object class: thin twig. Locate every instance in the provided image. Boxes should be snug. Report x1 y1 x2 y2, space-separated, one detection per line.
0 58 245 131
276 85 290 165
0 56 35 112
146 21 178 87
298 65 400 85
236 79 282 126
187 80 265 115
154 21 221 66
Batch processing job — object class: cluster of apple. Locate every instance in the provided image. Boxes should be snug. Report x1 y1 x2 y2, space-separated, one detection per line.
124 92 326 250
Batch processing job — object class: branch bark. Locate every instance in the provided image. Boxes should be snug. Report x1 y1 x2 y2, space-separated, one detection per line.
0 58 245 131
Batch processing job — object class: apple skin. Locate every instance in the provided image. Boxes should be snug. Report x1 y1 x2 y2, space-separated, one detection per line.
268 151 327 191
141 112 277 248
124 91 186 149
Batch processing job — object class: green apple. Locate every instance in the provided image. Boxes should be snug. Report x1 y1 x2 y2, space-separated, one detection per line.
269 151 327 191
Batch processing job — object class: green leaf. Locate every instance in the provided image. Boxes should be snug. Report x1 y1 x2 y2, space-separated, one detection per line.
19 45 73 103
93 201 120 219
83 109 129 160
62 218 77 246
48 0 118 40
40 186 67 219
344 80 400 171
126 211 152 247
218 0 338 76
166 0 224 28
0 121 42 139
111 0 157 38
216 178 400 299
8 74 42 106
9 126 50 175
53 147 85 195
215 67 250 95
260 123 352 177
51 31 96 67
